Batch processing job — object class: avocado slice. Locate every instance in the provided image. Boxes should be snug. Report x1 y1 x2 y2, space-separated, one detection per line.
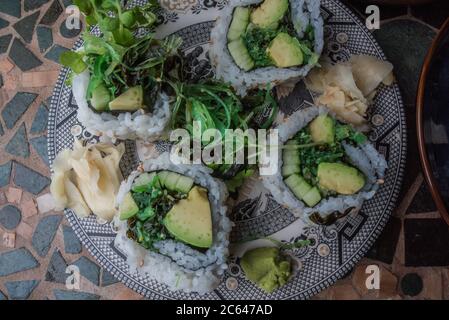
317 162 365 195
309 115 335 144
164 186 213 248
227 7 250 41
119 192 139 220
267 33 304 68
250 0 289 29
109 85 143 111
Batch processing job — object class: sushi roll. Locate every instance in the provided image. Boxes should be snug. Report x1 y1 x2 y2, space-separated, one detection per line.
62 2 179 142
209 0 324 96
261 107 387 224
73 69 171 142
113 153 232 294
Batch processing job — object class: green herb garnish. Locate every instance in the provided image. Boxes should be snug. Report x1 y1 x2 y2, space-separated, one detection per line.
128 175 187 250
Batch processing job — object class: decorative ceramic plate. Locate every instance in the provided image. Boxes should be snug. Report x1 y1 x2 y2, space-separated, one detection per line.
48 0 406 299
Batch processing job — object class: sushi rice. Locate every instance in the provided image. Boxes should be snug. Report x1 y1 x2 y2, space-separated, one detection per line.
72 68 171 142
209 0 324 96
114 153 232 294
260 107 388 222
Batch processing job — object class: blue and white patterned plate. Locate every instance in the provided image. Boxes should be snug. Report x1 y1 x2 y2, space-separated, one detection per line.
48 0 406 299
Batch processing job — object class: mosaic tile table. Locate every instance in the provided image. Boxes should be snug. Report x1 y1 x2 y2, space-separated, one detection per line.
0 0 448 300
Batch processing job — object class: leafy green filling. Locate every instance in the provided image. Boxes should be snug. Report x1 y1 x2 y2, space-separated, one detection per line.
240 8 318 68
61 0 180 110
242 27 278 67
292 122 367 187
126 175 188 250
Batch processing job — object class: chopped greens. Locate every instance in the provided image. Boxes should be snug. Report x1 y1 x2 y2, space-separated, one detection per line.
127 175 187 250
61 1 281 191
228 0 318 70
291 122 367 186
169 81 278 189
242 27 277 67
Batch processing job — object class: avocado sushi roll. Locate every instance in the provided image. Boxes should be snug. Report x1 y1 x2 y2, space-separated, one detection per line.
63 2 182 142
261 107 387 223
113 153 231 294
210 0 324 96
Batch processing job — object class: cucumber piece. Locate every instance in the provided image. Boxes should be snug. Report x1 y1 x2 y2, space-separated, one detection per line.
175 175 194 193
284 174 304 199
90 83 110 111
132 172 156 189
284 174 312 200
284 139 298 149
282 164 300 177
228 38 255 71
295 177 313 199
283 150 300 165
302 187 322 207
165 172 181 191
119 192 139 220
109 85 143 111
157 171 169 188
227 7 250 41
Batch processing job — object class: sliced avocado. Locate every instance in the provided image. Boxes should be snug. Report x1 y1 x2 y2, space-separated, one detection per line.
90 83 110 111
250 0 289 29
119 192 139 220
309 115 335 144
227 7 250 41
228 38 255 71
109 85 143 111
302 187 322 207
164 186 213 248
267 33 304 68
317 162 365 195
